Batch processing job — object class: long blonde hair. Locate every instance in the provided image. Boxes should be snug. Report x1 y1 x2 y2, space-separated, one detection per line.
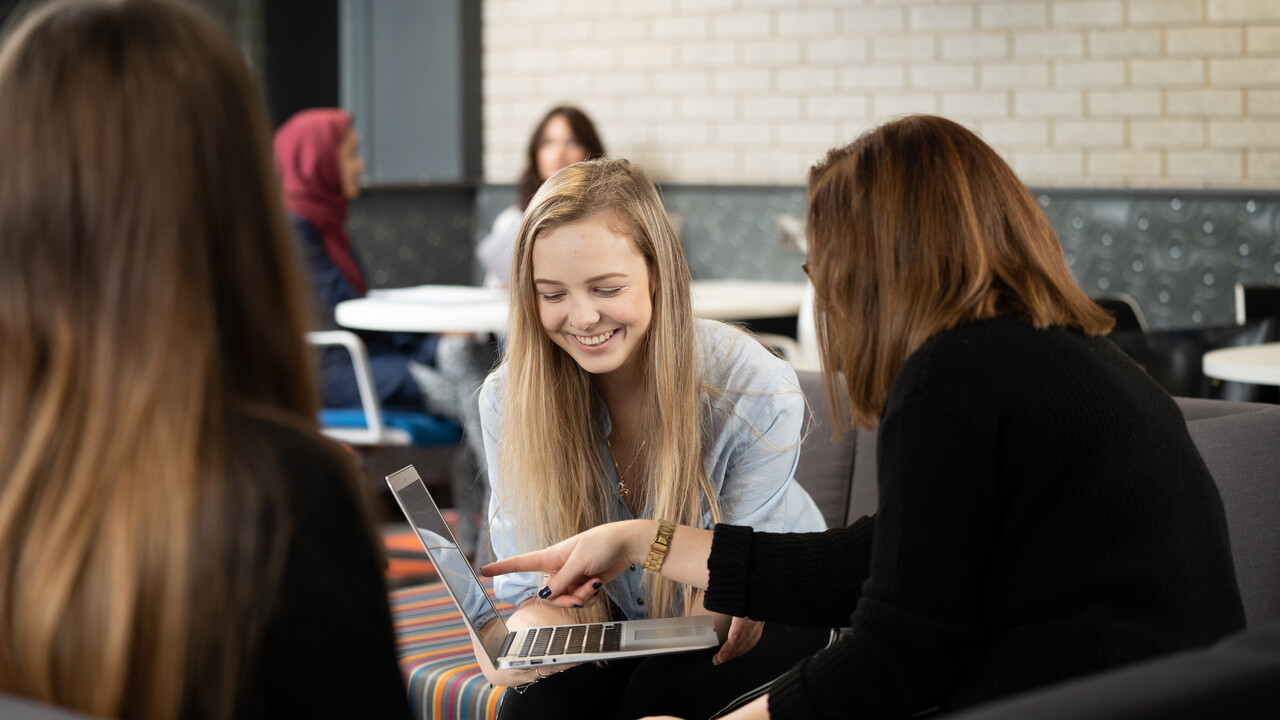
0 1 321 717
807 115 1114 431
499 159 718 621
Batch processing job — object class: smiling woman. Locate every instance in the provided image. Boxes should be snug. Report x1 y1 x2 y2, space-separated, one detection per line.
473 158 831 719
532 212 654 380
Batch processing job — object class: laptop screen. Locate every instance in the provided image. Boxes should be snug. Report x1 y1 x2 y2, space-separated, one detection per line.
387 468 508 650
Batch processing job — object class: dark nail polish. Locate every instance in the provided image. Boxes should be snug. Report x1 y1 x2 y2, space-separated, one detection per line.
573 603 583 608
538 586 551 599
592 581 602 590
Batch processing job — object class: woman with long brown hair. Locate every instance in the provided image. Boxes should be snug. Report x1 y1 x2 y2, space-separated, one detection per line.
0 1 410 718
483 116 1245 719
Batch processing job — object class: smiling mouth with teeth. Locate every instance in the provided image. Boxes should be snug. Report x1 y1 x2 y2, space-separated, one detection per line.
574 329 616 346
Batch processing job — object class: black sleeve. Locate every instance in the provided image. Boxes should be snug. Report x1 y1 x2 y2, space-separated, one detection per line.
260 434 413 720
704 518 875 628
765 392 996 720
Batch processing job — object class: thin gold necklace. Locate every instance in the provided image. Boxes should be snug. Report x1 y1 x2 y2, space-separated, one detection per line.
605 436 647 498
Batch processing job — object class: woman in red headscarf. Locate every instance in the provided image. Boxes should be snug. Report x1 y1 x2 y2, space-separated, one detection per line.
275 109 490 550
274 108 434 409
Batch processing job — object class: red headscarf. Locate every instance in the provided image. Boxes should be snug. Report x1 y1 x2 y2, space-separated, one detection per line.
274 108 366 295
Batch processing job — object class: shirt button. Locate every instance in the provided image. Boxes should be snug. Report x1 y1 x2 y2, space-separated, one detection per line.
629 565 636 572
637 598 644 606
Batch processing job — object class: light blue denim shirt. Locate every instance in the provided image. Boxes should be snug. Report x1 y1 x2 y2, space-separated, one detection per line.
480 319 827 620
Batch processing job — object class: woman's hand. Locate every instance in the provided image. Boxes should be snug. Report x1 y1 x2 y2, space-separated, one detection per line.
481 520 715 607
690 592 764 665
714 616 764 665
468 628 548 688
481 520 653 607
467 601 584 687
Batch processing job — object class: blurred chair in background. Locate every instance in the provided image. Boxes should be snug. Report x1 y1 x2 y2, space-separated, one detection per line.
1094 292 1149 333
307 330 463 449
1235 283 1280 326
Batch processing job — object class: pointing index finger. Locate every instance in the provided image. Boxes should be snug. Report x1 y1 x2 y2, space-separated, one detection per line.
480 550 553 577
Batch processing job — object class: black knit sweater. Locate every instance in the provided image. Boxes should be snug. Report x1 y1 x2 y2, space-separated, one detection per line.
705 316 1245 720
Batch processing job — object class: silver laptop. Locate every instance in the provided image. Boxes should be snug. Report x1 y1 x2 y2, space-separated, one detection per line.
386 465 718 669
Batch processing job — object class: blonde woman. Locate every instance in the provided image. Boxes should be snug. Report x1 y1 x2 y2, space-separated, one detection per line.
0 1 410 718
474 158 829 719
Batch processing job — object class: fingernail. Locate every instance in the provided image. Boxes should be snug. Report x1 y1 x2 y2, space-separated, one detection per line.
592 581 602 590
538 586 551 599
573 603 583 608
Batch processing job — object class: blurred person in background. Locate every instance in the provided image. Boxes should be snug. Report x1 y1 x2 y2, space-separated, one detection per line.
275 108 492 553
476 105 605 288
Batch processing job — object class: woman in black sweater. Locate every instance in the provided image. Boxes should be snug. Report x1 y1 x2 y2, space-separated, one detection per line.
482 115 1245 720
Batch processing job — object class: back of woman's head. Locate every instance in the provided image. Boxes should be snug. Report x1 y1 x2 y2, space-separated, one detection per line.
0 0 315 417
518 105 606 209
0 0 315 717
806 114 1112 429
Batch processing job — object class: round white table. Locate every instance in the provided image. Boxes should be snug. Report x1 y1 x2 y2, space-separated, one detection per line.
689 279 807 321
335 279 808 334
338 284 510 334
1202 342 1280 387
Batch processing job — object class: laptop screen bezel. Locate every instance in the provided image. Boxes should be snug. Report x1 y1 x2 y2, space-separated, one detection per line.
385 465 511 663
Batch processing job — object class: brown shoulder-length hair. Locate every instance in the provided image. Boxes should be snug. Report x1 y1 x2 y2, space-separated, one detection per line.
807 114 1113 431
517 105 606 210
0 1 321 718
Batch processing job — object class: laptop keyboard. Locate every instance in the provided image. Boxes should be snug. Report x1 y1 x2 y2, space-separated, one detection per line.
518 622 622 657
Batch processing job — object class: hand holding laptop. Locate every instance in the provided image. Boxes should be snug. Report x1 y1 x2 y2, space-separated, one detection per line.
465 605 581 688
386 466 719 687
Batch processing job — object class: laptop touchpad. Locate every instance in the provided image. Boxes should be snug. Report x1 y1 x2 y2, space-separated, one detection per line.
635 626 703 641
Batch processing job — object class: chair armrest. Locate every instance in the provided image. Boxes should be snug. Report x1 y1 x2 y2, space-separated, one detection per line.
306 330 408 445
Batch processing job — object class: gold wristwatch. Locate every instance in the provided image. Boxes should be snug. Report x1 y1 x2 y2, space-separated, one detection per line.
643 520 675 573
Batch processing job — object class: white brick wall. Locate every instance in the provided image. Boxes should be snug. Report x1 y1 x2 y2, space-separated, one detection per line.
483 0 1280 187
1054 120 1126 147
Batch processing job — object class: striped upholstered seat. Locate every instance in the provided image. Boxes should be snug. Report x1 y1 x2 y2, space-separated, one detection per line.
392 580 513 720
